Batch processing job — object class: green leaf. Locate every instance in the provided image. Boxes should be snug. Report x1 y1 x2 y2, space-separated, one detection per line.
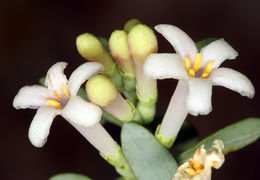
177 118 260 164
195 37 218 51
122 123 178 180
49 173 92 180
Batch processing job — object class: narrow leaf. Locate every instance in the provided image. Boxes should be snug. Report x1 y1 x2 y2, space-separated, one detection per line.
122 123 178 180
49 173 92 180
177 118 260 164
196 37 218 51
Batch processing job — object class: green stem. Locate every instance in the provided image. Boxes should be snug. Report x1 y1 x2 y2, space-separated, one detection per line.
102 109 123 126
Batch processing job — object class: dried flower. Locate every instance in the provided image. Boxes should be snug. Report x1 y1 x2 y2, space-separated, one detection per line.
173 140 225 180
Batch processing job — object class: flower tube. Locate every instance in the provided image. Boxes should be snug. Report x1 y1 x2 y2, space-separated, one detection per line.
128 24 158 123
144 24 255 148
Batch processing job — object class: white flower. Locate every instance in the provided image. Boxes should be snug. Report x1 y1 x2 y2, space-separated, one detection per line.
173 140 225 180
144 24 255 147
13 62 103 147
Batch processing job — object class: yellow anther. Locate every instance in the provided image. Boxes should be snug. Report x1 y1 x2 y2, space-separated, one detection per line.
189 158 204 171
185 168 196 176
46 99 62 109
62 84 71 98
188 69 195 77
185 57 191 71
201 61 215 79
184 159 204 177
54 92 62 101
193 53 202 72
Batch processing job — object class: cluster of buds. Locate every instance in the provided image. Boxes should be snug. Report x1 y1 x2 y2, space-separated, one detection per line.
76 19 159 124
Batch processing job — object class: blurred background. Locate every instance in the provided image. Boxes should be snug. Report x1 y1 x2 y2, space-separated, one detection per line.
1 0 260 179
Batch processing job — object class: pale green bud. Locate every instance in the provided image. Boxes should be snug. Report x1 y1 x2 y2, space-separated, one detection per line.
86 75 117 107
128 24 158 64
76 33 114 70
109 30 135 78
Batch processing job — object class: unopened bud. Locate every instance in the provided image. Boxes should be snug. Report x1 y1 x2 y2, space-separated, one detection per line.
86 75 117 107
109 30 135 78
76 33 114 70
128 24 158 64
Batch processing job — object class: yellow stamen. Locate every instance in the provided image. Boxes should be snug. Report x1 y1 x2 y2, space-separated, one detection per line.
189 158 204 170
184 158 204 177
188 69 195 77
193 53 202 72
46 99 62 109
201 61 215 79
185 168 196 176
54 92 62 100
62 84 71 98
185 57 191 71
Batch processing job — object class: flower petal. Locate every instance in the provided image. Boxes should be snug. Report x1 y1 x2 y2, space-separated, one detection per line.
28 106 60 147
209 68 255 98
155 24 198 61
13 85 54 109
186 78 213 116
62 96 102 127
45 62 68 94
201 38 238 69
68 62 103 96
144 53 189 80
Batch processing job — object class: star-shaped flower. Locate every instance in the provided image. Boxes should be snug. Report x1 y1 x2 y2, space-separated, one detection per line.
144 24 255 147
13 62 103 147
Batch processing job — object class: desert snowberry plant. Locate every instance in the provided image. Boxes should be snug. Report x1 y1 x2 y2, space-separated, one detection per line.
13 19 259 180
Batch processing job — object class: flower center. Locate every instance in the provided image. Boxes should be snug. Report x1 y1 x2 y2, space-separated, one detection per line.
185 53 215 78
46 83 71 109
185 158 204 177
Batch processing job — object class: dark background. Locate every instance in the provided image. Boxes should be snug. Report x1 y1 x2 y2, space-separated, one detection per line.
1 0 260 179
